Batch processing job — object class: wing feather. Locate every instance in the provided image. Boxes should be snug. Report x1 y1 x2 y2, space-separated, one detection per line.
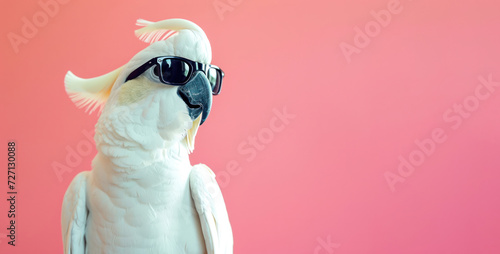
190 164 233 254
61 171 89 254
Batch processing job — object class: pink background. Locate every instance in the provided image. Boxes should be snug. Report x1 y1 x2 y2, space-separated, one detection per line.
2 0 500 253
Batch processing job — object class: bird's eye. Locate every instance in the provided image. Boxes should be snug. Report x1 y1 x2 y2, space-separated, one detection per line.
153 65 160 77
162 59 190 83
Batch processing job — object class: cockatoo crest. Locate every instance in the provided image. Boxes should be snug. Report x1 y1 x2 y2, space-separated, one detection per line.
65 18 211 114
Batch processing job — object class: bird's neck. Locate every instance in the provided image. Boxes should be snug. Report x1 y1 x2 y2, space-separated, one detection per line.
93 124 191 172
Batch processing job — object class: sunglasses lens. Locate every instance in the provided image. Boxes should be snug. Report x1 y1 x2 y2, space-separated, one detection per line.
161 59 191 83
207 68 222 94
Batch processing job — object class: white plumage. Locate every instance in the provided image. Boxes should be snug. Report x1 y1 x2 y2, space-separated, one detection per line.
61 18 232 254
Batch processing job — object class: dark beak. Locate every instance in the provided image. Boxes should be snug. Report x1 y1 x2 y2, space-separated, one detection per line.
177 72 212 125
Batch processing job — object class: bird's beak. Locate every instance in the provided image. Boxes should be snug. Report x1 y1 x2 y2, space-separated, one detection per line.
177 72 212 125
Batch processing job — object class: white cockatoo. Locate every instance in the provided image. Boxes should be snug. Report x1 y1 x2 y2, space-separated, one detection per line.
61 18 232 254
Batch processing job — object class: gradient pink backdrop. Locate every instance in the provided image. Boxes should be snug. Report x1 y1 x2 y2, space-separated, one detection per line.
2 0 500 253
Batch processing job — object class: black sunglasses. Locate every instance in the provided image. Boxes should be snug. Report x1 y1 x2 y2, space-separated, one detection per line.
125 56 224 95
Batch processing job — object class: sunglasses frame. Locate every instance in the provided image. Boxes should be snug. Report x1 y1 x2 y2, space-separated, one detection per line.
125 56 224 95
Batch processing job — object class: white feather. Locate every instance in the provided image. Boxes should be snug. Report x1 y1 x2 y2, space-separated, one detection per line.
135 18 153 27
134 18 209 46
61 171 89 254
190 164 233 254
65 66 124 114
186 114 202 154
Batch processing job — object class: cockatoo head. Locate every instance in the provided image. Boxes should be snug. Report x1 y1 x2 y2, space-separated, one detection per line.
64 19 223 153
